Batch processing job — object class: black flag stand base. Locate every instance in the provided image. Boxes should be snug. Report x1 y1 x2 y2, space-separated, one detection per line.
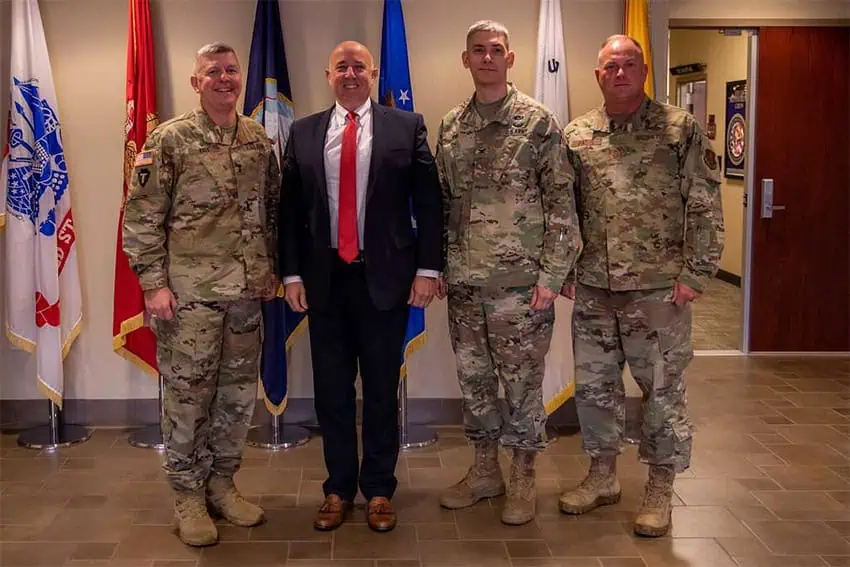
247 413 311 450
128 375 165 450
18 401 92 450
398 376 437 451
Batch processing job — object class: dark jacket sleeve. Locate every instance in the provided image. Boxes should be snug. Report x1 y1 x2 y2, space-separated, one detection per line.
279 125 303 278
409 113 443 273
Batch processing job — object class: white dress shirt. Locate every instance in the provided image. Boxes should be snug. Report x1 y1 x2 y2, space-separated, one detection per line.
325 99 372 249
284 99 437 284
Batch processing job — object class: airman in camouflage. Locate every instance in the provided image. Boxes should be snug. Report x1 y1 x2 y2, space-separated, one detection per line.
123 42 280 547
436 21 581 526
558 35 724 538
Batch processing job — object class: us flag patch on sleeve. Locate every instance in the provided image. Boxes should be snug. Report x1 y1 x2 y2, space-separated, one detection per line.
134 151 153 167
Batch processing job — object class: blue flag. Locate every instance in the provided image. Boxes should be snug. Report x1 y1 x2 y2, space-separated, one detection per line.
244 0 306 415
379 0 424 378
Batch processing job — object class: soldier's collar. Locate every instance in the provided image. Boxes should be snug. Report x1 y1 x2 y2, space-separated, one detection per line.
195 108 248 145
594 96 653 133
461 83 517 129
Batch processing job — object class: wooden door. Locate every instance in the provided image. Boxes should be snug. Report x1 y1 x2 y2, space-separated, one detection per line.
749 26 849 351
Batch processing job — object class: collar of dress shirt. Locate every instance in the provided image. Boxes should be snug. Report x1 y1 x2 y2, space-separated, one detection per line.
333 99 372 125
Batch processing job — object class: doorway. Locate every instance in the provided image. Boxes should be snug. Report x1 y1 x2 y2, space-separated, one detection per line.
667 28 751 352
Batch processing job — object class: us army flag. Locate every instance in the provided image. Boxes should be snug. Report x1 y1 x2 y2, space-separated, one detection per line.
244 0 303 415
624 0 655 98
3 0 83 407
534 0 569 127
112 0 159 377
379 0 426 379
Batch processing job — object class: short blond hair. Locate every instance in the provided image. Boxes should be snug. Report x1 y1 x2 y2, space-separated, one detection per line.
597 34 645 65
466 20 510 50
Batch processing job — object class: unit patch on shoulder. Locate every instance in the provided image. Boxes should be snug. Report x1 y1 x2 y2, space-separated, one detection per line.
137 169 150 187
703 148 718 170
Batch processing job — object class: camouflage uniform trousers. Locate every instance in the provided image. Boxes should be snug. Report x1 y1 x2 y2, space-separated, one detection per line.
447 284 554 450
572 284 694 473
154 299 261 493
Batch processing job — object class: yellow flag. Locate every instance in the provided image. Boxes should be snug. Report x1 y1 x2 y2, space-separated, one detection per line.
624 0 654 98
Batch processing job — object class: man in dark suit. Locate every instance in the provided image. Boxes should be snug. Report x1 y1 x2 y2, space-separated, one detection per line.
279 41 442 533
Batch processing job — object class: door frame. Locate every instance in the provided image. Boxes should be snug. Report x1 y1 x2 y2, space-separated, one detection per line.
740 30 758 354
665 25 759 356
667 22 850 357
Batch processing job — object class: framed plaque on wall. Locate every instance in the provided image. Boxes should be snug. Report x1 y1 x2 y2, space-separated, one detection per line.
724 80 747 179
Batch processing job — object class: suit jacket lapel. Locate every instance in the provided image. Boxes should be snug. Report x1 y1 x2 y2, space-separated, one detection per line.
315 106 333 214
366 101 385 206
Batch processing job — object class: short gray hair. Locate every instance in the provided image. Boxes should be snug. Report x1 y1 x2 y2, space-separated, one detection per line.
466 20 510 49
193 42 238 73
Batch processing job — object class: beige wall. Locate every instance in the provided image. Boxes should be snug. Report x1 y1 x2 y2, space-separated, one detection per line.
669 0 850 21
0 0 626 401
668 29 748 277
2 0 847 403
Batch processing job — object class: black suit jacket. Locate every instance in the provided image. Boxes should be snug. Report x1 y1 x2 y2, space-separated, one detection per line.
279 101 443 311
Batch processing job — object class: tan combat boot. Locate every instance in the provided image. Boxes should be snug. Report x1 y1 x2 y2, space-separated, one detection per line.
206 474 265 527
634 464 675 537
501 449 537 525
173 491 218 547
558 455 621 514
439 440 505 509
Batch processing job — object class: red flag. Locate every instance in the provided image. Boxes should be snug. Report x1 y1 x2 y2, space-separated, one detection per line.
112 0 158 376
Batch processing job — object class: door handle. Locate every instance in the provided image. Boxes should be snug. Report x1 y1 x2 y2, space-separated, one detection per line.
761 178 786 218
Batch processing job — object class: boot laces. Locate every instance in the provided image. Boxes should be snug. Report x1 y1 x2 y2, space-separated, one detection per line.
642 467 674 510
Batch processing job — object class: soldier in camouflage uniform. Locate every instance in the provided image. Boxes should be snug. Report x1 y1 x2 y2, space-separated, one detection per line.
558 35 724 537
435 21 582 526
123 42 280 547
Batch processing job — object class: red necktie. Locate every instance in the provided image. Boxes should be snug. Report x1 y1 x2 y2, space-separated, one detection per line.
338 110 359 263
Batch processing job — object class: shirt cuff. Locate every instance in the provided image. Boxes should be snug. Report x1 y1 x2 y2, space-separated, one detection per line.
416 269 440 279
283 276 303 285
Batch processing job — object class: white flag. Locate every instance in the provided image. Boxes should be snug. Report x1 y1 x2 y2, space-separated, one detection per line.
3 0 82 407
535 0 573 415
534 0 569 127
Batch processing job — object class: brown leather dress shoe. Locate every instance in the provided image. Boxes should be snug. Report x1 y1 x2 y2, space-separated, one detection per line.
366 497 397 532
314 494 352 531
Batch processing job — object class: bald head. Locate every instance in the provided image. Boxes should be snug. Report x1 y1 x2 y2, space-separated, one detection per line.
326 40 378 111
597 34 644 67
329 41 375 70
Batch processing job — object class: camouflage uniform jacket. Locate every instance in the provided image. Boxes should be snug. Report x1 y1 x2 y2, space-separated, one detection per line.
123 108 281 302
436 85 582 293
565 97 724 293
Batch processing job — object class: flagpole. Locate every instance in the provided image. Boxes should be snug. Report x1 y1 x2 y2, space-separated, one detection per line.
17 401 92 450
398 371 437 450
246 413 310 450
127 374 165 450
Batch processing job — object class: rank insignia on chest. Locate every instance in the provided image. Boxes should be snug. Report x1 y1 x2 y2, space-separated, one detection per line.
703 148 718 170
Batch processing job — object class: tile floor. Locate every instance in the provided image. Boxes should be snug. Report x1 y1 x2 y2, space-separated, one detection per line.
1 356 848 566
692 278 743 351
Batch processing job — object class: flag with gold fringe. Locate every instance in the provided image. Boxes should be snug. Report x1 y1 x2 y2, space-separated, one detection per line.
624 0 655 97
244 0 305 415
112 0 159 377
3 0 83 407
379 0 425 379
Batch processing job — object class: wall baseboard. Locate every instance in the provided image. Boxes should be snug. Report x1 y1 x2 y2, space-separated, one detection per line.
716 269 742 287
0 397 645 434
